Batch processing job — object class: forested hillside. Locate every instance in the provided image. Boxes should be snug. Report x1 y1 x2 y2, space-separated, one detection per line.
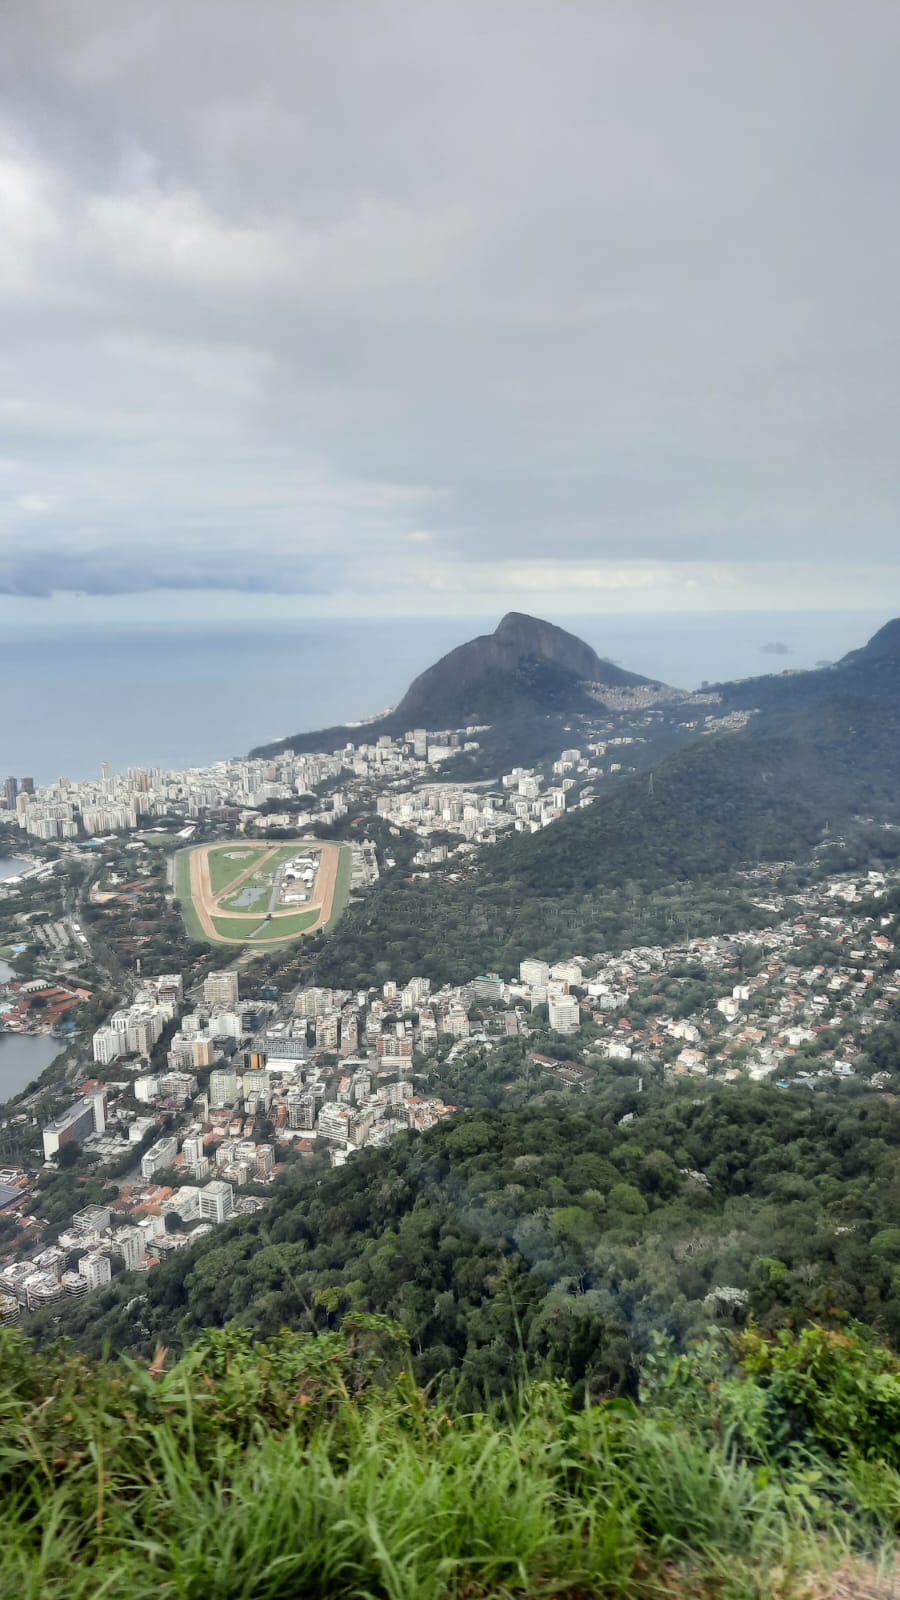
718 616 900 716
44 1085 900 1402
309 694 900 987
485 693 900 905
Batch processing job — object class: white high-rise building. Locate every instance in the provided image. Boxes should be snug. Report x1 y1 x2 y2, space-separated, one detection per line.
92 1027 122 1067
547 993 581 1035
549 960 583 984
111 1227 145 1271
204 971 240 1007
242 1068 270 1098
209 1068 239 1108
72 1205 111 1236
163 1186 201 1223
520 959 550 987
209 1009 243 1040
78 1252 112 1291
141 1134 178 1180
317 1103 352 1142
199 1180 234 1224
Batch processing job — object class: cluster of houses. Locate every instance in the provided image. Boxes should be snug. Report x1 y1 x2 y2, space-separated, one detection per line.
2 860 896 1320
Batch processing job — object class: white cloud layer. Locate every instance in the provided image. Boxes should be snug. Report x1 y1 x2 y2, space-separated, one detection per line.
1 1 899 609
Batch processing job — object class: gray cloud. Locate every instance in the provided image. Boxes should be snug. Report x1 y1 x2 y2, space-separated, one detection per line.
0 544 331 598
1 2 900 602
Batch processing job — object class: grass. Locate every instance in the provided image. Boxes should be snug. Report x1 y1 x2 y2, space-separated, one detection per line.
205 843 266 896
208 913 269 940
329 843 353 927
217 845 309 908
210 909 319 942
173 849 205 943
3 1318 880 1600
252 908 320 938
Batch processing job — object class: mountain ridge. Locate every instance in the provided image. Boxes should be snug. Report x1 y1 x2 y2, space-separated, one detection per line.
714 612 900 719
391 610 657 727
251 611 661 758
252 609 900 765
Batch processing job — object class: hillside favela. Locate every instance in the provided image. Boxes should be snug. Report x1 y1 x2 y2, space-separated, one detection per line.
5 7 900 1600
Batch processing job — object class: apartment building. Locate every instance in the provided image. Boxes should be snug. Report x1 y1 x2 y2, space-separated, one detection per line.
203 971 240 1007
199 1180 234 1225
140 1134 178 1180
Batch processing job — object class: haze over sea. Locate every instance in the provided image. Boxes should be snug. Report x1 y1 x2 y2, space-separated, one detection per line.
2 610 890 786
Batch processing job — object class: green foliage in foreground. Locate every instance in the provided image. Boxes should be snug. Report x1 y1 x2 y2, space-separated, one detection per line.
2 1317 899 1599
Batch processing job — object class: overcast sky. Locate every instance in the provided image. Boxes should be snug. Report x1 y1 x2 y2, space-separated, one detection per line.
2 1 900 623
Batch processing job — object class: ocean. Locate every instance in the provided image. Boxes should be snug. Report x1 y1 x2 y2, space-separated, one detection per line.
0 610 890 785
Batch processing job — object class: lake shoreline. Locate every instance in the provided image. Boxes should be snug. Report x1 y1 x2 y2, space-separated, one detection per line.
0 1029 66 1105
0 856 30 884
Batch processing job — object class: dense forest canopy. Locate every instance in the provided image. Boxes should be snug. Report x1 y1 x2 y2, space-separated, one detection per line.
43 1083 900 1404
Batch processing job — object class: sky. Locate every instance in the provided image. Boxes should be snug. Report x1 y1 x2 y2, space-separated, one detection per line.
2 1 900 627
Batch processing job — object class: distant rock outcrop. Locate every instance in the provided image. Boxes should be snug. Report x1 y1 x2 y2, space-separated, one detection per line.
251 611 659 757
391 612 655 727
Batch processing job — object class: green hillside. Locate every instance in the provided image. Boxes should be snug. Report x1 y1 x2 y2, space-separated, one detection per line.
306 685 900 989
40 1086 900 1397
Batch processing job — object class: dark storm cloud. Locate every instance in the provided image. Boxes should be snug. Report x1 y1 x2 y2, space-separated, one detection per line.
2 2 900 603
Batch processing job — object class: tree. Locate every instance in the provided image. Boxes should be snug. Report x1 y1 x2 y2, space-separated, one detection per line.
607 1182 648 1219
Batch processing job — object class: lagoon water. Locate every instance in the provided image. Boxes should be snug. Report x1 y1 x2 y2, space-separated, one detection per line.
0 922 61 1103
0 610 890 785
0 1031 61 1104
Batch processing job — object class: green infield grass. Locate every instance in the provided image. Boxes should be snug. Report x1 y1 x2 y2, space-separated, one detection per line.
219 844 315 899
210 908 319 942
209 915 269 940
252 908 320 939
217 845 323 911
206 844 265 896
